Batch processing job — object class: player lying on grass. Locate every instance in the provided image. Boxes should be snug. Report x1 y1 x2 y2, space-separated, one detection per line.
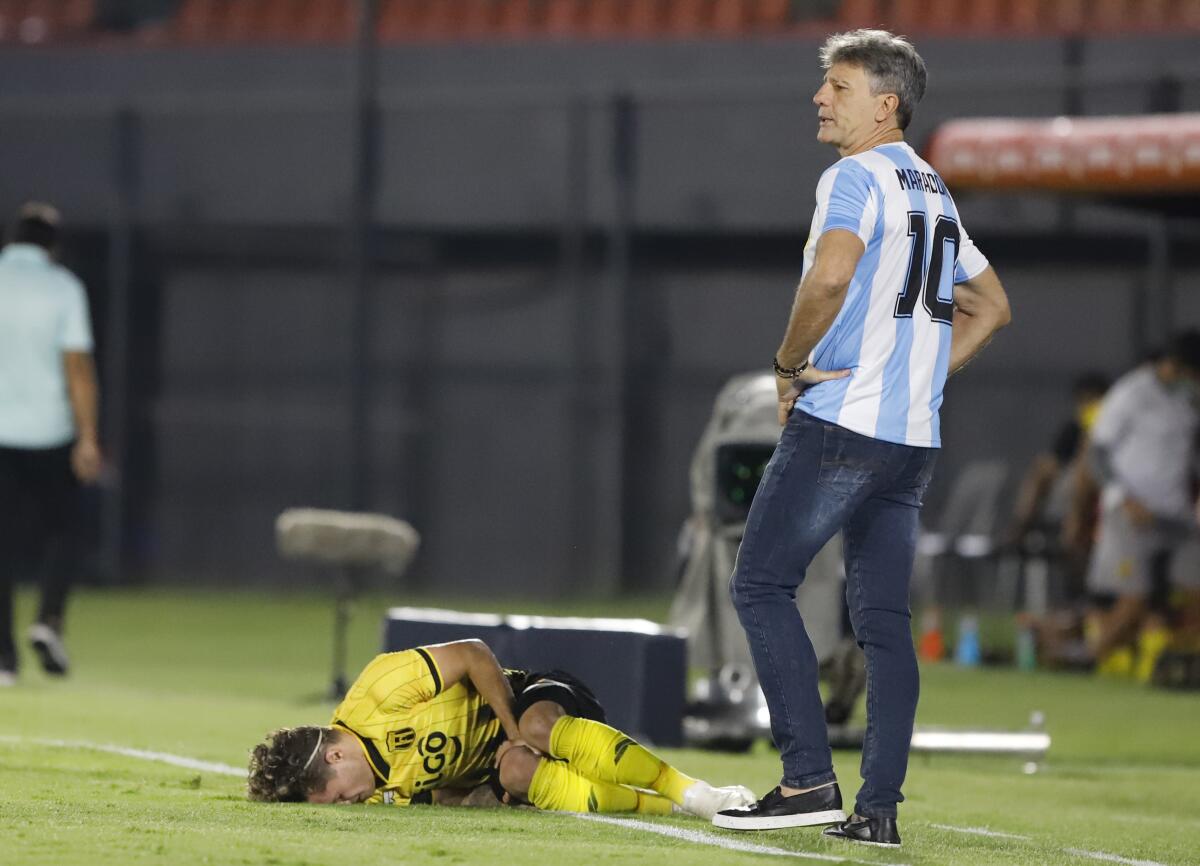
247 639 753 818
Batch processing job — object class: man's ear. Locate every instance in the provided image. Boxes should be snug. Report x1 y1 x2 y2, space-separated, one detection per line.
323 746 343 765
876 93 899 124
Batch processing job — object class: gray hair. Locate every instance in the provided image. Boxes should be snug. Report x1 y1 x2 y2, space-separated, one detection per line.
819 29 927 131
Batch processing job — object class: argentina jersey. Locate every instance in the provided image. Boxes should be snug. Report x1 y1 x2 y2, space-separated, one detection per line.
794 141 989 448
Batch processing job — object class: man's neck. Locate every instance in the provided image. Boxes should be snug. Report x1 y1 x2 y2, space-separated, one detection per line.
839 127 905 158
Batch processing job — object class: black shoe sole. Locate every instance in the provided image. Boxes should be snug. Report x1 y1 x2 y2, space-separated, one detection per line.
822 824 901 847
712 809 846 830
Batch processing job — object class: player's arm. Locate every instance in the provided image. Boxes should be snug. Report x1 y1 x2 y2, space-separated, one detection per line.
776 229 862 370
423 640 522 741
1062 445 1100 555
947 265 1011 376
431 785 502 808
63 350 102 483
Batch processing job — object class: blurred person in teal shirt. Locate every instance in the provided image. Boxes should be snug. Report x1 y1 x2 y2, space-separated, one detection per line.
0 202 102 685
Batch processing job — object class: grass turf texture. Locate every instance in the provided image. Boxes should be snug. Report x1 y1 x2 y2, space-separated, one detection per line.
1 588 1198 866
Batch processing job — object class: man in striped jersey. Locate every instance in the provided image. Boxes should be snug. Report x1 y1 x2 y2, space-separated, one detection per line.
713 30 1011 847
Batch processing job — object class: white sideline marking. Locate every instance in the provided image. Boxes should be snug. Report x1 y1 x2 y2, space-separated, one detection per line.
571 814 910 866
0 737 1173 866
0 735 244 777
929 823 1031 840
3 736 905 864
1065 850 1168 866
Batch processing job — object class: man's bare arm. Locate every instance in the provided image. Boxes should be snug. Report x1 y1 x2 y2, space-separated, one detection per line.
948 266 1011 376
424 640 522 741
771 230 860 424
63 350 102 483
775 229 865 370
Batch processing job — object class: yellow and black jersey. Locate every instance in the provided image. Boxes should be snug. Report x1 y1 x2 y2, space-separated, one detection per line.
330 648 504 806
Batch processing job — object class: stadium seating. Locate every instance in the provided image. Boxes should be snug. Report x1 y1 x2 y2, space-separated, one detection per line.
3 0 1199 46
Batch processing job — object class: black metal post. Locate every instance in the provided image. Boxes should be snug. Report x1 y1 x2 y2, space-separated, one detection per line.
564 95 596 585
347 0 380 512
1145 217 1171 355
611 93 639 592
100 108 139 580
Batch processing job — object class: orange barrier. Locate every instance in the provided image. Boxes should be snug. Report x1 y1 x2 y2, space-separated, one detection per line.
927 114 1200 195
5 0 1200 45
0 0 93 43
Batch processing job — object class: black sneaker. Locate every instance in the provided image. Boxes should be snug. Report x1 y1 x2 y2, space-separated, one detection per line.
711 784 846 830
28 623 69 676
822 815 901 848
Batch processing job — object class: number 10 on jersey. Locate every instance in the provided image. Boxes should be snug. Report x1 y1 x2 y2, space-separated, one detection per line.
895 211 958 325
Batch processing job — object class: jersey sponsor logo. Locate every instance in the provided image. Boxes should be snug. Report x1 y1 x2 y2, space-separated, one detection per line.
410 730 464 791
386 727 417 752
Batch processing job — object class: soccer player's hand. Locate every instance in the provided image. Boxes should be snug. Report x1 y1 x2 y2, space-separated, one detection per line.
775 366 851 425
494 738 539 768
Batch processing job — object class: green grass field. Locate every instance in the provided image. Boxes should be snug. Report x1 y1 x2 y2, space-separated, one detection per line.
2 587 1198 866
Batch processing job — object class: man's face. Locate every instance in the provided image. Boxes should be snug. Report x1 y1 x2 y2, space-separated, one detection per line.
305 745 377 805
812 63 890 152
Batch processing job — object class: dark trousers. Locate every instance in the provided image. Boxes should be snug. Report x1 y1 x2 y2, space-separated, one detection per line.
729 411 936 819
0 443 79 669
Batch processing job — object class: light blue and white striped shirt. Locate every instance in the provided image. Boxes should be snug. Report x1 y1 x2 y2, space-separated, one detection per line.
794 142 989 448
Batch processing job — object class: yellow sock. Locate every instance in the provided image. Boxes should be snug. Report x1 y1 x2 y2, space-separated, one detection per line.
527 758 673 814
548 716 697 805
1135 627 1171 683
1097 646 1134 677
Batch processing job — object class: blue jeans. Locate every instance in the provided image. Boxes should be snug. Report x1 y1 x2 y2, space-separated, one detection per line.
729 410 936 819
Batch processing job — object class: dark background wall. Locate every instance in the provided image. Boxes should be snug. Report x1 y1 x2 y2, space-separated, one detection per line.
0 34 1197 595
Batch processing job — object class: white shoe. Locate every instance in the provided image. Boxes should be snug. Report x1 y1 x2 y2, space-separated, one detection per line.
28 623 69 676
681 782 757 820
0 669 16 687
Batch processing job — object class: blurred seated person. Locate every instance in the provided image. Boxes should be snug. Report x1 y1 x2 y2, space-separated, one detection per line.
1080 332 1200 680
1005 374 1107 670
1008 373 1109 577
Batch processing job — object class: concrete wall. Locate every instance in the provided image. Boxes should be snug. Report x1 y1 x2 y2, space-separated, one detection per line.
0 35 1196 593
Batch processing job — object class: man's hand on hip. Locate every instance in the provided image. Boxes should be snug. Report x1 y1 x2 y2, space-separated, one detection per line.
776 366 851 425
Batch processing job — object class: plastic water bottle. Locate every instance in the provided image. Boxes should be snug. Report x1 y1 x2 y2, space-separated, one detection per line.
955 614 981 667
1016 621 1037 671
918 608 945 662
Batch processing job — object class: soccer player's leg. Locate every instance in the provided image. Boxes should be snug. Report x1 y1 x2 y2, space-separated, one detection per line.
518 694 693 799
1086 502 1152 668
515 680 753 818
496 741 672 815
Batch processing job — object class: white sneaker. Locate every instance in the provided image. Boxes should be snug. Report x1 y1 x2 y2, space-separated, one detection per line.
0 669 16 687
681 781 757 820
28 623 69 676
